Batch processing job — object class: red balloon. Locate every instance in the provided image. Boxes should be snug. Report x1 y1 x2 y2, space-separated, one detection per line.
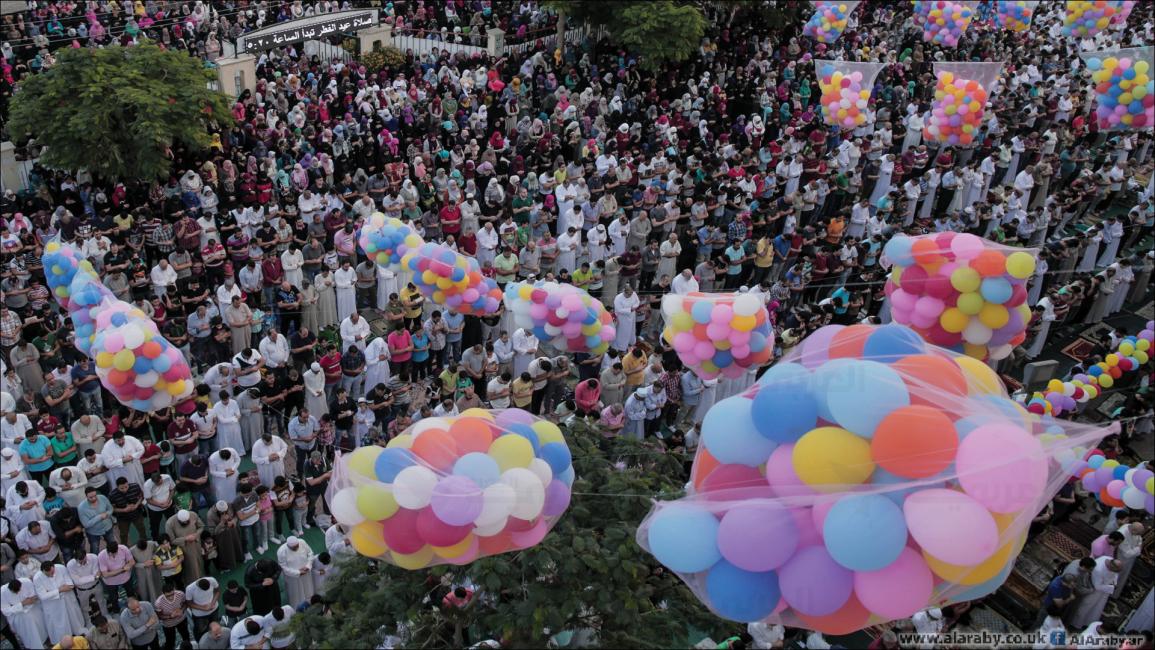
381 508 424 554
416 507 473 547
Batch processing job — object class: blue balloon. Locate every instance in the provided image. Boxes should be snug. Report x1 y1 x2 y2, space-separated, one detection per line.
132 399 153 411
749 331 768 353
374 448 417 483
823 494 908 571
870 467 949 505
540 442 572 475
1113 465 1129 480
1087 454 1105 469
862 324 925 363
451 267 466 282
820 360 910 438
713 350 733 368
705 560 781 622
702 394 777 466
691 300 714 324
980 277 1013 304
954 414 998 441
133 357 152 374
646 505 721 573
558 465 576 487
752 364 818 443
152 354 172 372
452 452 501 487
111 313 128 327
883 235 914 267
504 423 541 453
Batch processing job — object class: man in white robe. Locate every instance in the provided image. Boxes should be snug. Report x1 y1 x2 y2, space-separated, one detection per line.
258 329 291 370
1113 523 1144 597
1 577 48 649
613 287 640 351
5 480 46 530
33 562 86 643
1 448 27 484
364 337 391 391
671 269 698 295
48 466 89 508
251 432 288 489
1067 557 1120 628
511 328 538 378
339 313 371 353
208 448 241 505
334 263 358 322
100 432 146 488
276 536 315 607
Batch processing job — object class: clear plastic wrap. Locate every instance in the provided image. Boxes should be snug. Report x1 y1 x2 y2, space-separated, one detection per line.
636 323 1113 633
326 409 573 569
881 232 1035 361
400 241 504 316
358 212 425 271
502 280 616 354
923 62 1004 146
803 1 861 43
815 60 887 130
1062 0 1136 39
914 0 979 47
994 0 1039 32
1079 47 1153 131
661 292 775 380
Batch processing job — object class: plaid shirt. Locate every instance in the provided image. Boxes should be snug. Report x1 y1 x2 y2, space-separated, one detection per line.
659 372 682 403
0 310 22 347
727 218 747 244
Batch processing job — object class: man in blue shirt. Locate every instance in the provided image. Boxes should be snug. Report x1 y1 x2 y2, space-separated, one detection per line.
70 357 102 416
1033 572 1076 628
19 429 55 484
443 310 464 366
77 486 117 550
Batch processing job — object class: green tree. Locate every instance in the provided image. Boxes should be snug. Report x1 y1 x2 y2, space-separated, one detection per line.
546 1 706 70
293 422 734 648
9 41 234 182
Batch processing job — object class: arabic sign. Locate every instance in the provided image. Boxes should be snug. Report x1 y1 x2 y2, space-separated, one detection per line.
239 10 378 53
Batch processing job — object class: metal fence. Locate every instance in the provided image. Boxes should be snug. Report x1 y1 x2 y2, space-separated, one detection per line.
501 25 607 57
303 39 355 63
392 32 486 58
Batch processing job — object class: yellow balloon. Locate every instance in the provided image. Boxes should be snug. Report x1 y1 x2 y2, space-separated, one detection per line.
460 408 494 421
957 292 984 315
489 435 534 471
432 534 475 559
731 315 756 332
96 352 115 368
350 521 390 557
1005 251 1036 280
1135 350 1149 364
390 545 434 570
671 312 694 332
940 308 969 333
387 434 414 449
924 514 1025 585
956 356 1003 395
347 446 384 478
113 349 136 371
166 380 186 396
950 267 982 293
45 242 60 253
1047 379 1065 394
890 266 903 286
436 277 454 290
1101 459 1120 470
978 304 1009 329
792 427 874 492
531 420 565 445
1097 374 1114 388
357 484 399 521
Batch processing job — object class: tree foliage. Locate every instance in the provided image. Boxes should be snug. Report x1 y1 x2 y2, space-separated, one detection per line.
294 422 734 648
9 41 234 182
545 0 707 70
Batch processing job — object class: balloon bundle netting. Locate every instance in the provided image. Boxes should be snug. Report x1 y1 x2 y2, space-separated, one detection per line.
923 62 1002 146
816 60 886 130
994 0 1036 32
359 212 426 270
883 232 1034 362
637 323 1109 635
913 0 977 47
803 1 860 43
661 293 775 381
1062 0 1135 39
1081 48 1154 131
502 281 616 355
42 241 194 411
327 409 573 569
401 241 503 316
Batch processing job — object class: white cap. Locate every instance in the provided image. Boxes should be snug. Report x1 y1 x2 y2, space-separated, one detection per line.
287 536 301 546
216 500 229 512
177 509 191 523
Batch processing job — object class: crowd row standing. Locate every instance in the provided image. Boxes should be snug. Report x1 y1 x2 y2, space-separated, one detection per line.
2 0 1155 648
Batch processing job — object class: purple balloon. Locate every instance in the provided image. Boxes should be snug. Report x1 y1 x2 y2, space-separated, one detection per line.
1082 473 1101 493
717 502 799 572
1132 469 1154 490
429 476 483 526
1146 494 1154 515
798 324 845 369
778 545 853 616
1094 466 1116 486
543 480 571 517
495 408 537 429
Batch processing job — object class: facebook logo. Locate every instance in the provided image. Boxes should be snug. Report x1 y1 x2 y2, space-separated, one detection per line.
1049 630 1067 646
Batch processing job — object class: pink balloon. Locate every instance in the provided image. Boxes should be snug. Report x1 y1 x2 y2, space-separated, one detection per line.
955 423 1047 514
673 332 696 353
766 444 817 497
706 322 731 341
711 303 734 324
854 547 934 619
693 341 715 360
903 489 999 566
510 519 551 548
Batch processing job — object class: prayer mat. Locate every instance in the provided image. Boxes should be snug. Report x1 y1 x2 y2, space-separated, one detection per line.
1062 338 1097 362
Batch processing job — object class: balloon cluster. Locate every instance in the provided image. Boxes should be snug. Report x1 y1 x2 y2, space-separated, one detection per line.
661 292 775 381
638 323 1102 634
803 1 857 43
401 242 503 315
502 281 616 355
328 409 573 569
917 0 975 47
994 0 1036 32
924 70 990 146
883 233 1034 362
817 64 872 129
1070 454 1154 513
1084 53 1153 130
1062 1 1135 39
359 212 425 270
42 242 195 412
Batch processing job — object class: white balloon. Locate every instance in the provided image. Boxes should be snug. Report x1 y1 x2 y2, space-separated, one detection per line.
134 371 159 388
393 465 438 509
989 344 1013 360
1121 487 1147 510
473 517 509 537
963 321 993 345
122 325 145 350
150 391 173 409
410 417 451 437
528 458 554 487
330 487 365 526
502 468 545 520
475 483 517 528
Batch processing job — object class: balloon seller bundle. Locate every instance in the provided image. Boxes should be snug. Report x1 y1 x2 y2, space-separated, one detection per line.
923 62 1004 146
993 0 1037 32
815 60 887 130
637 323 1109 635
502 280 616 355
358 212 426 270
1079 47 1154 131
882 232 1034 362
1062 0 1135 39
401 241 504 316
802 1 860 43
661 292 775 381
327 409 573 569
42 241 195 411
913 0 978 48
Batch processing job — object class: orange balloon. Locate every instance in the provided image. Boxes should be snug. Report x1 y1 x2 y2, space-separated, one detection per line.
449 418 495 455
478 531 514 555
140 341 163 359
410 429 458 471
911 238 945 267
892 354 968 407
691 448 722 491
829 324 874 359
1099 487 1124 508
693 324 710 340
871 406 958 478
971 250 1007 277
794 595 872 636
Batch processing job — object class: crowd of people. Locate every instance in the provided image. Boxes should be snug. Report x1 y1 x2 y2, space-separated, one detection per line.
1 0 1154 649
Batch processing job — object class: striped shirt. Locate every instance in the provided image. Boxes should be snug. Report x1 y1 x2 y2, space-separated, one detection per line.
154 590 187 628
